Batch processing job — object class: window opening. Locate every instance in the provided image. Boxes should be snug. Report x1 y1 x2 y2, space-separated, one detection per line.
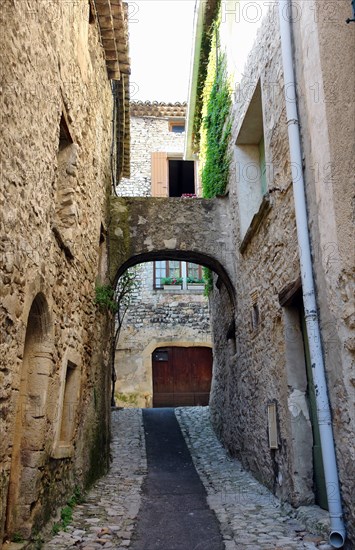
154 260 167 289
59 114 73 151
154 261 205 289
168 160 195 197
88 0 95 23
235 81 268 239
167 260 181 279
168 121 185 133
59 360 79 444
187 262 203 281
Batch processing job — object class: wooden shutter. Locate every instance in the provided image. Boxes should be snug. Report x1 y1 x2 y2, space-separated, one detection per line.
151 152 168 196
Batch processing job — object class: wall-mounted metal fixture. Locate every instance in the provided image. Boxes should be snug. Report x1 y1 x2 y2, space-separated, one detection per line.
346 0 355 23
268 403 278 449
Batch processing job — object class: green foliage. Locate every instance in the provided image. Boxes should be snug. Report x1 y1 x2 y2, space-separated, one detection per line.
95 284 118 313
51 523 60 535
186 276 205 284
11 532 24 542
51 486 84 535
191 1 221 152
31 534 44 549
202 267 213 297
197 17 232 296
161 276 183 285
201 50 232 198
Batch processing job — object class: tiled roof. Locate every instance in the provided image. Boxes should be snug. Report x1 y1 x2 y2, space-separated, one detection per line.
92 0 131 179
92 0 130 80
130 101 187 118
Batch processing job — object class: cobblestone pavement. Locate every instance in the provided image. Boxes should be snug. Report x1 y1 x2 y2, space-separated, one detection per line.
41 407 332 550
44 409 147 550
175 407 331 550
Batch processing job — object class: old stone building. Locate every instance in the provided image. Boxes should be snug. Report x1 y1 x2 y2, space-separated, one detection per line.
0 0 130 543
185 0 354 545
115 103 212 408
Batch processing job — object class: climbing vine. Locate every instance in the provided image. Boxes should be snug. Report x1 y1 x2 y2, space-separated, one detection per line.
199 19 232 294
200 49 232 198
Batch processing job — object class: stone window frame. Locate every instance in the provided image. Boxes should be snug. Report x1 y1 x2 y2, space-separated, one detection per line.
234 80 271 250
53 107 79 257
52 349 81 459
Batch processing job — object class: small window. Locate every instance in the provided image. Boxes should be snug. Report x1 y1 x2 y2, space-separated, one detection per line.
59 361 80 444
187 263 203 281
88 0 95 24
154 260 182 289
251 304 260 331
169 121 185 133
154 260 167 289
59 114 73 152
153 350 169 362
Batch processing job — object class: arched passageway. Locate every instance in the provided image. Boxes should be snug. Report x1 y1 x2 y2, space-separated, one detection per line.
109 196 236 306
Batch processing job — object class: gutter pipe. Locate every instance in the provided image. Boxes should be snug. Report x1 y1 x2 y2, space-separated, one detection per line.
278 1 346 547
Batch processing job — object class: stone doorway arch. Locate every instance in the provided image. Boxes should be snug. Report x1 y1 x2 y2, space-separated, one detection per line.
6 293 53 539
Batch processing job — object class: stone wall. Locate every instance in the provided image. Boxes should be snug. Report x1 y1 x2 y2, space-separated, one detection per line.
117 112 186 197
0 1 115 541
209 8 301 503
292 1 355 539
115 263 211 407
205 4 354 542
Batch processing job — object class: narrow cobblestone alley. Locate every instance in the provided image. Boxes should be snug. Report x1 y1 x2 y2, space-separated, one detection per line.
41 408 333 550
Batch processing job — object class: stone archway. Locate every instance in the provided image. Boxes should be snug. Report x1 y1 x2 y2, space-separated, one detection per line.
109 196 236 304
6 293 53 539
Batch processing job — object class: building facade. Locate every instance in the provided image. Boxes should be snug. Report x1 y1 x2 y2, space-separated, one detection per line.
185 0 354 544
115 103 212 408
0 0 130 542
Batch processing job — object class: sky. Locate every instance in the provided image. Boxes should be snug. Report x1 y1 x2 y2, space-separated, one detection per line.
127 1 268 103
128 0 196 103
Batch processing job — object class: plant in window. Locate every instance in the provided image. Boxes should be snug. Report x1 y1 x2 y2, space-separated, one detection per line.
186 276 205 284
161 277 183 285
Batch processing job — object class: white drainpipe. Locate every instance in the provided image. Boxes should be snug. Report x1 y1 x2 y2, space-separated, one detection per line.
278 1 346 547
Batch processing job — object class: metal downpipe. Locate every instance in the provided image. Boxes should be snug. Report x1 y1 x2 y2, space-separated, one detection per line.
278 1 346 546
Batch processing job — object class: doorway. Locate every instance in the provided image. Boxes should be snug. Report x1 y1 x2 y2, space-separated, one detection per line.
168 160 195 196
152 346 212 407
6 293 53 538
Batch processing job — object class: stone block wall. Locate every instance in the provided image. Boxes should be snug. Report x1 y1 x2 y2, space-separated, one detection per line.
0 1 113 541
210 8 301 504
292 1 355 539
117 113 186 197
207 4 354 541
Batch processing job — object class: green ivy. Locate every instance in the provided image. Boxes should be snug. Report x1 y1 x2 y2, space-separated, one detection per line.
198 19 232 295
95 284 118 313
202 267 213 297
201 50 232 198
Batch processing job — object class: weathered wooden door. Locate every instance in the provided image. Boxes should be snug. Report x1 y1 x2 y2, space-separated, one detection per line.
152 347 212 407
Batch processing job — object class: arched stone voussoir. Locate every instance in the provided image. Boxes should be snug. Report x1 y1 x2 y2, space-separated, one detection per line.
109 196 236 304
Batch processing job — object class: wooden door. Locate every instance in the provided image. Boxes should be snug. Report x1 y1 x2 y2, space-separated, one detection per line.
152 347 212 407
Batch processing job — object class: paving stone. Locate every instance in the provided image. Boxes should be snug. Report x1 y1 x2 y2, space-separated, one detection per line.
42 409 147 549
41 407 331 549
175 407 328 550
